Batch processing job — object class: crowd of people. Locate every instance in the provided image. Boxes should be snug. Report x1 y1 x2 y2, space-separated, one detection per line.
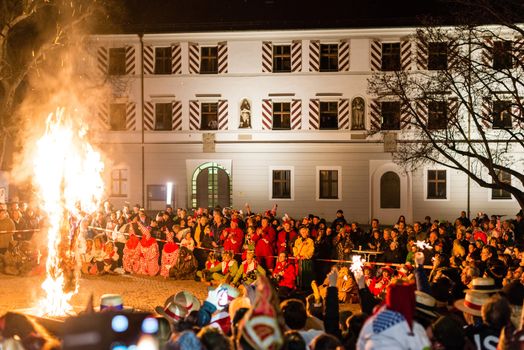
1 199 524 349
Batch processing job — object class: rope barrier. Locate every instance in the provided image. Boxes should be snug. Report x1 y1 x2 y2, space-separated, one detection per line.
0 228 40 234
88 225 434 269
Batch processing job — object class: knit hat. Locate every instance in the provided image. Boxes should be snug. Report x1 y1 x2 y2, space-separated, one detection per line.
237 276 284 350
385 281 416 330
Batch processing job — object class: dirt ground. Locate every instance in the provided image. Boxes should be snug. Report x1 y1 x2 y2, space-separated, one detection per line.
0 273 360 316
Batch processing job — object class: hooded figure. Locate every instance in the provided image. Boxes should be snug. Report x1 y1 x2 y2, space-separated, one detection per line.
357 280 431 350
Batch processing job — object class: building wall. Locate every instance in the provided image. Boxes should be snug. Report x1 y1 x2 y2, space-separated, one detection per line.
89 28 522 224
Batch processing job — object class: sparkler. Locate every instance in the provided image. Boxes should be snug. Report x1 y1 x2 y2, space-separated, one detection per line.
350 255 365 274
415 240 433 250
32 108 104 316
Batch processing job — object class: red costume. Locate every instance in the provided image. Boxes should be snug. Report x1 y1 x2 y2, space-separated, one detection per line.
123 233 140 273
272 260 297 290
222 227 244 254
254 235 274 270
137 233 160 276
160 238 179 278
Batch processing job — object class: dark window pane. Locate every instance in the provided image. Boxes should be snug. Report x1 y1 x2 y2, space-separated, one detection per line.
155 103 172 131
319 101 338 129
273 102 291 129
493 41 513 70
381 101 401 130
428 101 448 130
154 47 172 74
381 43 401 71
273 45 291 73
492 171 512 199
320 44 338 72
380 171 400 208
319 170 338 199
427 170 447 199
428 42 448 70
200 46 218 74
272 170 291 199
108 48 126 75
109 103 126 131
492 100 513 129
201 102 218 130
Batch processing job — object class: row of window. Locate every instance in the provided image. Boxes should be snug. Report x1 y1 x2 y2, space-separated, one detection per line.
106 39 517 75
107 99 516 132
110 168 513 202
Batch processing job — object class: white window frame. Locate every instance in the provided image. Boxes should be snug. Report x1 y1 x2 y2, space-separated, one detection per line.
488 170 514 201
268 166 294 201
423 167 450 201
316 166 342 201
110 167 129 198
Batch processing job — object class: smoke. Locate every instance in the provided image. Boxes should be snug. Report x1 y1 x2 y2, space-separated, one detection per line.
9 0 114 200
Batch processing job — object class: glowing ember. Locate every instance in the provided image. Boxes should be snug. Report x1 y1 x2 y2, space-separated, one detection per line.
32 108 104 316
350 255 365 274
415 240 433 250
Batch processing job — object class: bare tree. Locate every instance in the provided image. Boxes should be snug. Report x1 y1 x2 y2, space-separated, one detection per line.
0 0 105 169
368 0 524 210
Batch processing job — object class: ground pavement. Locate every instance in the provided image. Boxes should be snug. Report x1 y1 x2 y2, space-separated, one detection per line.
0 273 360 316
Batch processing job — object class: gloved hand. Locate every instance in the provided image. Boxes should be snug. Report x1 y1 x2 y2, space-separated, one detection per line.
415 252 425 267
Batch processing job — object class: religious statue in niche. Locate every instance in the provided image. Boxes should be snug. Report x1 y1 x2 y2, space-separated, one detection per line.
351 97 366 130
239 98 252 128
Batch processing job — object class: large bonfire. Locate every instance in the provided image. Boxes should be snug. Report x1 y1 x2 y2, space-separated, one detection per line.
32 108 104 316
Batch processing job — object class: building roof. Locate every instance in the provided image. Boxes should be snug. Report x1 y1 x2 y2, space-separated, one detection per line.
95 0 519 34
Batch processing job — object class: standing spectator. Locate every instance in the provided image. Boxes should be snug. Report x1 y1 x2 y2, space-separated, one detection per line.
277 220 297 255
0 207 15 254
293 227 315 290
10 210 28 241
331 209 347 232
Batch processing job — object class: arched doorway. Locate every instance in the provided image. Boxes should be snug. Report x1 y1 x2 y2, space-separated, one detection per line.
371 162 412 225
192 162 231 209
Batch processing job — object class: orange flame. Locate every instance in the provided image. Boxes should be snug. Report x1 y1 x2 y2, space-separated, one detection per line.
33 108 104 316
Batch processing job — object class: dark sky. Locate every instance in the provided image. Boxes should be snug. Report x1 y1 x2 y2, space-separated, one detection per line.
95 0 523 34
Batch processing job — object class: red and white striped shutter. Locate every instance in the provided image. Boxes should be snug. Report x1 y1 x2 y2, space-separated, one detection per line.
338 40 350 71
308 99 320 130
400 101 411 129
309 40 320 72
369 99 381 131
143 45 154 74
291 99 302 130
261 99 273 130
218 41 228 74
218 100 228 130
97 47 108 76
448 39 460 70
416 38 428 70
401 40 412 71
338 99 350 129
482 37 493 67
171 43 182 74
513 37 524 69
189 100 200 130
143 101 155 130
262 41 273 73
291 40 302 72
415 100 428 127
448 98 459 124
172 101 182 130
97 102 109 129
188 42 200 74
481 98 492 129
126 102 136 130
370 40 382 71
125 46 136 75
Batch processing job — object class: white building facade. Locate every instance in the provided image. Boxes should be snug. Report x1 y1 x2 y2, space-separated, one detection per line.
89 27 522 224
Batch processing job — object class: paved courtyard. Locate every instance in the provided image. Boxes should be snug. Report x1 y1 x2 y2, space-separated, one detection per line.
0 273 360 316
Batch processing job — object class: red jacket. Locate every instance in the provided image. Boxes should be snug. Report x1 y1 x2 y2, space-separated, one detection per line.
223 228 244 253
261 225 277 246
276 229 297 254
273 261 297 289
255 237 274 257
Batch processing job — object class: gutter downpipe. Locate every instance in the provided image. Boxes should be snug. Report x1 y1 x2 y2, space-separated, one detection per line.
139 33 145 208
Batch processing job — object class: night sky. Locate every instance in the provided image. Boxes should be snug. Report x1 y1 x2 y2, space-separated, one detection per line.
96 0 480 34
